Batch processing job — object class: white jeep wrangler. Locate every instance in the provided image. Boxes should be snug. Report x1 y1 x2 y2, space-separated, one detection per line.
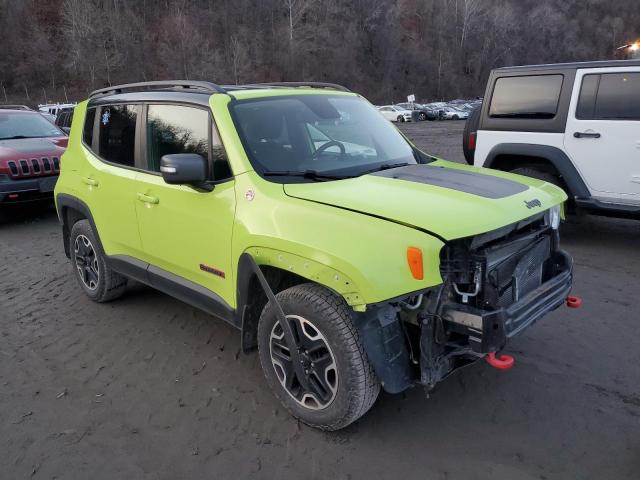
464 60 640 218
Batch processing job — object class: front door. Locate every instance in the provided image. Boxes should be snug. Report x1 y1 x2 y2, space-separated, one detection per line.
133 103 236 306
564 67 640 201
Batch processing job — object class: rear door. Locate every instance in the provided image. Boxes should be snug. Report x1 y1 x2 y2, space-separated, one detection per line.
78 104 144 257
564 67 640 200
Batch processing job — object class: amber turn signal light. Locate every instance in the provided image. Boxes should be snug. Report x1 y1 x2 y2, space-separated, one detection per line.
407 247 424 280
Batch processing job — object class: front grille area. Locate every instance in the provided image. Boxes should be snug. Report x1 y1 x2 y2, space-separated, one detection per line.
5 157 59 178
440 214 555 310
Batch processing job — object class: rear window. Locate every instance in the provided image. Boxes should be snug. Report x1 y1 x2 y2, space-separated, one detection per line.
489 75 564 118
576 73 640 120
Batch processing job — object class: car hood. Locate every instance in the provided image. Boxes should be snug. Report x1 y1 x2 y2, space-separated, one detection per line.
0 137 68 161
283 161 566 241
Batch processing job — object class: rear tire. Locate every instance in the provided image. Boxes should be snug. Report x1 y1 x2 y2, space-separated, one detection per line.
418 112 427 121
257 283 380 431
69 220 127 302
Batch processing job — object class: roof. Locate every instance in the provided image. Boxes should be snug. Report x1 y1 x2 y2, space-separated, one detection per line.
495 59 640 72
88 81 353 104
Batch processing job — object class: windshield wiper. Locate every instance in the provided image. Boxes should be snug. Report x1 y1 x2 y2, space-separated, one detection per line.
263 170 354 181
0 135 29 140
359 162 410 176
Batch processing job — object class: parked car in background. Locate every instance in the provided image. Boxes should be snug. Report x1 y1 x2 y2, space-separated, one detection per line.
55 107 75 133
465 59 640 218
377 105 413 122
0 108 68 203
41 112 57 124
441 106 469 120
38 102 77 117
395 103 437 121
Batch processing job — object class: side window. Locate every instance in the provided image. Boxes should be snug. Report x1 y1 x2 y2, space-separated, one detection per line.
146 104 209 173
589 72 640 120
98 105 138 167
576 74 599 119
489 75 564 118
83 107 96 147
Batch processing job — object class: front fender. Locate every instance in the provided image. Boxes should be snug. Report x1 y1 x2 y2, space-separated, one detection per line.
244 246 366 309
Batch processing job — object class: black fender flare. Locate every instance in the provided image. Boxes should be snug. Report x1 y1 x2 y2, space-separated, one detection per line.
55 193 104 258
484 143 590 198
236 252 262 351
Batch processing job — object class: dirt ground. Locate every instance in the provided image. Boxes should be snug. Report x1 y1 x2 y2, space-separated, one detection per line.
1 120 639 480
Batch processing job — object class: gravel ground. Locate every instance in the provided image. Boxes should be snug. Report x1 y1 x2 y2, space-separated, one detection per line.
1 120 638 480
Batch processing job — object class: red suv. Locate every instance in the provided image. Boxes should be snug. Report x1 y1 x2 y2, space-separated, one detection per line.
0 108 68 203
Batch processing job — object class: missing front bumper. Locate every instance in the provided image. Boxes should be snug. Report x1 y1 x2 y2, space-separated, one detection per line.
441 250 573 354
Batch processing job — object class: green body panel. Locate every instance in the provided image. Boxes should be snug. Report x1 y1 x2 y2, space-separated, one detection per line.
55 101 145 259
284 159 566 242
132 171 237 305
230 171 445 310
56 91 567 314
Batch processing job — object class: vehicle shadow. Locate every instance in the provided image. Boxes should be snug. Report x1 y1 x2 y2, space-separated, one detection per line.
561 213 640 251
0 201 57 226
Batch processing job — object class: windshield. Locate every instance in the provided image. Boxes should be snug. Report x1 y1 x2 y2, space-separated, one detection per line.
0 112 65 140
231 95 418 181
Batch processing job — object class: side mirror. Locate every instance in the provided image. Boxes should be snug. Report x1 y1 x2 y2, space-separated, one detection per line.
160 153 208 186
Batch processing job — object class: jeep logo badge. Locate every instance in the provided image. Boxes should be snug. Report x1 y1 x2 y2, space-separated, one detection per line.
524 199 542 209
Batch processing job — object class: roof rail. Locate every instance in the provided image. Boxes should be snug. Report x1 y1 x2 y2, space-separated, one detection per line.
245 82 351 92
89 80 227 98
0 105 32 111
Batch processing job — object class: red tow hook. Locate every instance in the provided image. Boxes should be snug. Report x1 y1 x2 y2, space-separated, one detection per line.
485 352 515 370
566 295 582 308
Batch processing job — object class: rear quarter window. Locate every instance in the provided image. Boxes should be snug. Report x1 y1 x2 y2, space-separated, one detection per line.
489 75 564 118
83 108 96 147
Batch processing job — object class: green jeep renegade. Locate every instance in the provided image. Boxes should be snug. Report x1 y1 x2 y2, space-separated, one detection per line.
55 81 576 430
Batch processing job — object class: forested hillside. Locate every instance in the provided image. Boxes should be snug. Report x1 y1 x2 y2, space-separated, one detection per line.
0 0 638 104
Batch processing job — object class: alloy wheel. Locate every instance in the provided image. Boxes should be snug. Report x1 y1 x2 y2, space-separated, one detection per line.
269 315 338 410
74 234 99 290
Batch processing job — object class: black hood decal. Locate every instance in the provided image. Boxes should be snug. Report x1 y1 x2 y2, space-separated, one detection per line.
371 164 528 199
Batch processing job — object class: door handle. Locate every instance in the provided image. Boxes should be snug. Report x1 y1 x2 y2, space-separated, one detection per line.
81 176 99 186
573 131 601 139
137 193 159 204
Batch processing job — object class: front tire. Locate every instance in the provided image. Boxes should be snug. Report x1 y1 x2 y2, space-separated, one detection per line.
418 112 427 121
69 219 127 302
257 284 380 430
397 115 405 123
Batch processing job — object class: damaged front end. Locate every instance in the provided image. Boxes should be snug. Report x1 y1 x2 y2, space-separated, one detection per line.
355 211 574 394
